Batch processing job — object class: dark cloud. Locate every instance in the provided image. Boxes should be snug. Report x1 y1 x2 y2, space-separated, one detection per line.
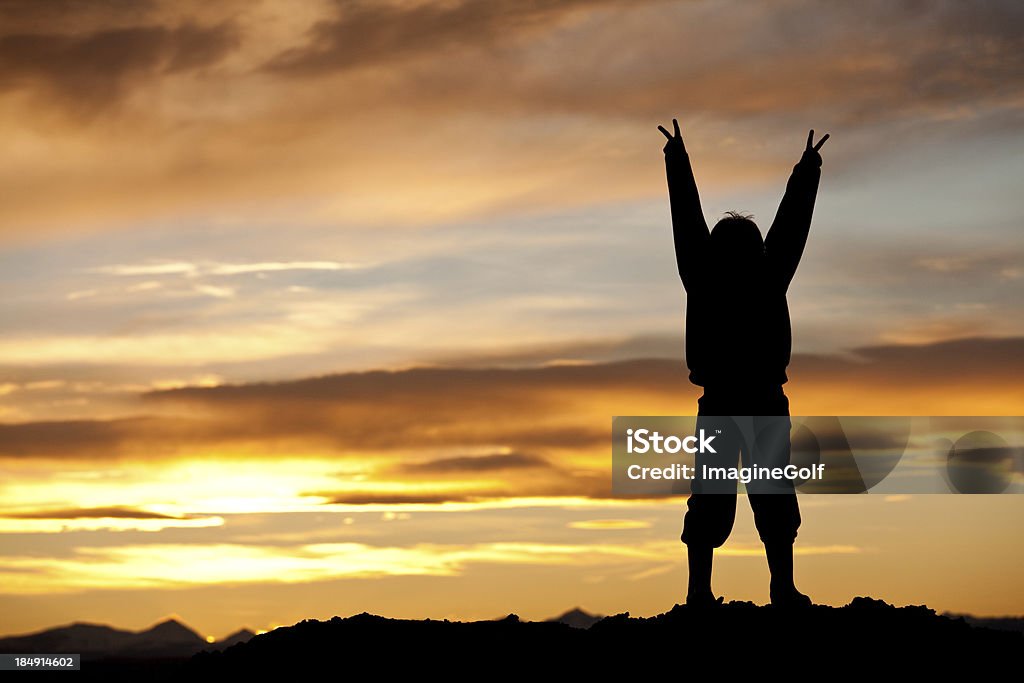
6 0 1018 128
0 416 236 459
792 423 912 451
0 0 1021 238
141 359 685 404
425 335 683 369
261 0 1024 126
0 0 158 27
0 418 148 458
855 337 1024 374
397 452 550 474
264 0 631 75
2 337 1023 462
803 337 1024 385
144 336 1024 407
2 337 1022 502
4 506 180 520
315 473 610 505
0 21 239 114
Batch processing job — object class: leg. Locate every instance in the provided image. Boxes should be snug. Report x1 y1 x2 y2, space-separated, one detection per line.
749 409 811 606
685 544 715 605
681 413 740 604
682 493 736 604
764 538 810 606
750 494 808 605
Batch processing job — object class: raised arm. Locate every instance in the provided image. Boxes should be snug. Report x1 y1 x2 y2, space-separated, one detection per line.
764 130 829 290
659 118 709 291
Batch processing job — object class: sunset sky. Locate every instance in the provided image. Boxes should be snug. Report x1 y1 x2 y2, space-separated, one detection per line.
1 0 1023 639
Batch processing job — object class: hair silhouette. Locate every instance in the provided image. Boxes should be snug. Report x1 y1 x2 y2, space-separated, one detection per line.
710 211 764 272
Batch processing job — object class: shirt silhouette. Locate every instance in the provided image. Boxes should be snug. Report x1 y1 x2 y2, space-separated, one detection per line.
659 119 828 608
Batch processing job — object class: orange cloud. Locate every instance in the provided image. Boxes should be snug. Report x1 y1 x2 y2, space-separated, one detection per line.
0 0 1020 237
0 337 1020 522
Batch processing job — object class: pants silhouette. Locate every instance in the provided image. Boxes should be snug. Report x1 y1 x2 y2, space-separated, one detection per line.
681 386 800 549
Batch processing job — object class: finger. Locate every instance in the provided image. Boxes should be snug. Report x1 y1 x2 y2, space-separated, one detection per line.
806 129 814 150
813 133 830 152
658 125 673 141
673 118 680 138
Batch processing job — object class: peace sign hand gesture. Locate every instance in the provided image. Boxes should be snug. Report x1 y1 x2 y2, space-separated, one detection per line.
658 118 685 156
802 129 830 167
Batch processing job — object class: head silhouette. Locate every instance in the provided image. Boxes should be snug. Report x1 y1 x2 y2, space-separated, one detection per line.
710 211 763 268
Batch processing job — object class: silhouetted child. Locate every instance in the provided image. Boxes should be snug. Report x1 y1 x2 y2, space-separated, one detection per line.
658 119 828 607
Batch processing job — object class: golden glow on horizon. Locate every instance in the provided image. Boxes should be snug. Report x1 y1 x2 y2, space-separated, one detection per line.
0 460 339 520
569 519 653 530
0 537 868 596
0 516 224 534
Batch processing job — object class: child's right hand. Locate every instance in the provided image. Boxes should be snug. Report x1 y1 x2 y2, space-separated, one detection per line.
658 118 686 155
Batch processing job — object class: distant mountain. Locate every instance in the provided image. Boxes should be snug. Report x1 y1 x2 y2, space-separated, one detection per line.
213 628 257 649
0 618 252 660
547 607 603 629
944 613 1024 634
